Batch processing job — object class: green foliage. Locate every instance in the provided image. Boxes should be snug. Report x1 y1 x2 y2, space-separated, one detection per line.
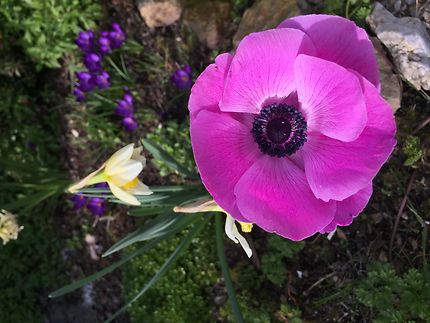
0 0 101 68
261 235 304 285
147 120 197 178
355 263 430 322
278 302 303 323
403 136 423 167
323 0 372 26
123 223 218 323
0 205 64 323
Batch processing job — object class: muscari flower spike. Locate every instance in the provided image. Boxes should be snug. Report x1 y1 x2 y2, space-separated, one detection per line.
188 14 396 241
84 52 103 72
71 194 87 210
115 93 134 117
0 210 24 245
76 31 94 52
76 71 94 92
93 71 110 89
68 144 152 205
87 197 106 216
122 117 138 132
174 197 252 258
171 65 192 89
109 23 127 49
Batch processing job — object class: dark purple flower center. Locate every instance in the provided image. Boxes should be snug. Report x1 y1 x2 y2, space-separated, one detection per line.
252 104 307 157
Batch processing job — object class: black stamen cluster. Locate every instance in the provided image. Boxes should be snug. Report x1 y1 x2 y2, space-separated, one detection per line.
252 103 307 157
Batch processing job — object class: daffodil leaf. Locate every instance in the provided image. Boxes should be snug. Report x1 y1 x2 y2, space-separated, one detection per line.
142 138 198 179
104 218 208 323
103 213 200 257
215 215 245 323
48 238 161 298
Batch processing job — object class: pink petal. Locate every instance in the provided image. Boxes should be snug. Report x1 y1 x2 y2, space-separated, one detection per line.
220 28 316 114
190 109 261 222
320 184 373 233
278 15 379 89
302 76 396 202
294 54 367 142
234 155 335 241
188 53 233 119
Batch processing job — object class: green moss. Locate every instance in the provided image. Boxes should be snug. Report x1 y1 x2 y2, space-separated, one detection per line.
124 222 218 323
403 136 423 167
147 120 197 178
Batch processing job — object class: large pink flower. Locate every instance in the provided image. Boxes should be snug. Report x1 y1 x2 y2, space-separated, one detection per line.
188 15 396 240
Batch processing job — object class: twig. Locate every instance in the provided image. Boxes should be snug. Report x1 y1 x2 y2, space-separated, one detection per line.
389 170 417 261
303 272 336 296
412 116 430 135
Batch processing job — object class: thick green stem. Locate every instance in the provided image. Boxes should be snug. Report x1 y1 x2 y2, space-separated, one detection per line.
215 215 244 323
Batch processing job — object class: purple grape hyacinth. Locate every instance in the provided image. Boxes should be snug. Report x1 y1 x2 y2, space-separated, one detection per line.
109 23 127 49
84 53 102 72
93 71 111 89
73 88 86 102
98 35 112 55
87 198 106 217
71 194 87 210
171 65 193 89
76 71 94 92
76 31 94 52
122 117 138 132
115 93 134 117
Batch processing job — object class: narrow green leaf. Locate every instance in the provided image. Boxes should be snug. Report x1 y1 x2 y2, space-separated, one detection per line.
142 138 198 179
49 238 161 298
105 217 207 323
103 213 199 257
215 215 244 323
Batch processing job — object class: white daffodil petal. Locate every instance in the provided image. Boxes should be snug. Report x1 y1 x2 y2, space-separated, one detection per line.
173 198 219 213
107 160 143 186
105 143 134 174
127 180 153 195
132 146 146 167
68 163 105 193
224 214 239 244
233 225 253 258
108 182 141 206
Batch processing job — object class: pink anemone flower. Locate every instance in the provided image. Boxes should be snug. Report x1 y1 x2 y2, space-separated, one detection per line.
188 15 396 241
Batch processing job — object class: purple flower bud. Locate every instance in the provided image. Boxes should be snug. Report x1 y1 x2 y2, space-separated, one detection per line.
76 71 94 92
114 92 134 117
171 66 193 89
87 197 106 217
95 182 109 188
98 36 112 55
76 31 94 52
73 87 86 102
93 71 110 89
71 194 87 210
122 117 138 132
84 53 102 72
108 23 126 49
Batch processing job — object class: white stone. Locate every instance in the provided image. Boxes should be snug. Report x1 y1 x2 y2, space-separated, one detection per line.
367 2 430 90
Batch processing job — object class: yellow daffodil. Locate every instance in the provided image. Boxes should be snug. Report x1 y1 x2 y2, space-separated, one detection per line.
68 143 152 205
174 197 253 258
0 210 23 245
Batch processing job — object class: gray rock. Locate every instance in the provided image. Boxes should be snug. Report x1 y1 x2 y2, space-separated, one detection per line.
371 37 403 112
138 0 182 29
233 0 299 49
182 1 231 49
367 2 430 90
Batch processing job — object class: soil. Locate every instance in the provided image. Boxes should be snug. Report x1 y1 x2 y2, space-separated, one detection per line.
42 0 430 322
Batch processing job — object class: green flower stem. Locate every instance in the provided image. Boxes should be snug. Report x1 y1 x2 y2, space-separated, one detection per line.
215 215 244 323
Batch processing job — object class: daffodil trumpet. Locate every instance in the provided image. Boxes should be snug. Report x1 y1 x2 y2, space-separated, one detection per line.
68 143 152 206
174 197 253 258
